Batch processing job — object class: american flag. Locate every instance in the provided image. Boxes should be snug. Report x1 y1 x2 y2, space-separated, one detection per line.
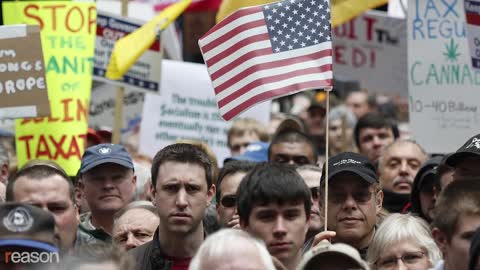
199 0 333 121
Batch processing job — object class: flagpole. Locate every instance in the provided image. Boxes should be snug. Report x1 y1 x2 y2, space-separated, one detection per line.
324 88 331 232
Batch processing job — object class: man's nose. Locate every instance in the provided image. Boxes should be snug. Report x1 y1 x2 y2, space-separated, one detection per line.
176 188 188 209
125 233 140 250
273 217 287 236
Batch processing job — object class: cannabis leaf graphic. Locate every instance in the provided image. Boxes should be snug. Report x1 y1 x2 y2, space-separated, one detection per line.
443 38 460 62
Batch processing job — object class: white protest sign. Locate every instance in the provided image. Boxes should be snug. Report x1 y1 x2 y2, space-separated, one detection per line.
139 60 271 165
88 83 145 141
465 0 480 69
94 11 162 94
408 0 480 153
333 11 407 96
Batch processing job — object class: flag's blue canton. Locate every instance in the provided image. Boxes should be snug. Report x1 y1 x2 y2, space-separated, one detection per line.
263 0 331 53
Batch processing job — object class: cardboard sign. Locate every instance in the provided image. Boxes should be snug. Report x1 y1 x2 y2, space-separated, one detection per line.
139 60 271 166
333 10 407 96
465 0 480 69
0 25 50 119
94 11 162 94
408 0 480 153
3 2 97 175
89 83 145 141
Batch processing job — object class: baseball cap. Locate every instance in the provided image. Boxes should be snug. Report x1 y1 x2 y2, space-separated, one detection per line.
321 152 378 184
446 133 480 166
0 203 58 253
80 143 134 173
299 240 369 270
225 142 269 163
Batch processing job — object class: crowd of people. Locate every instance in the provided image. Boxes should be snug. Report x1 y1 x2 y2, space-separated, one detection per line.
0 89 479 270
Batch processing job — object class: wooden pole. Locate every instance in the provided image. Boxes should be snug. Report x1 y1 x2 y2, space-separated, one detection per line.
112 0 128 144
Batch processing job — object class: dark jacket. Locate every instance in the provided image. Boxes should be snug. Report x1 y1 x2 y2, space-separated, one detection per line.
382 189 410 213
78 213 112 243
410 156 443 222
129 229 172 270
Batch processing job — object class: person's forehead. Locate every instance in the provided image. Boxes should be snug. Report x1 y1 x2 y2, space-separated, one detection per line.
383 142 425 161
230 131 259 141
271 141 313 154
359 127 392 137
157 161 207 184
347 92 367 103
117 209 158 226
15 175 70 197
252 201 305 212
220 172 247 192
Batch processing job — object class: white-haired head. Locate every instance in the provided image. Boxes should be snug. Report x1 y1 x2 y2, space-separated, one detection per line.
189 229 276 270
367 213 442 270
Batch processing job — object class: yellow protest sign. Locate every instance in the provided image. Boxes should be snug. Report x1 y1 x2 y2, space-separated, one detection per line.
3 2 97 175
106 0 191 80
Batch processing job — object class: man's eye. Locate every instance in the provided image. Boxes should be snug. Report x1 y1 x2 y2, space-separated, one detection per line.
186 185 201 193
164 185 179 192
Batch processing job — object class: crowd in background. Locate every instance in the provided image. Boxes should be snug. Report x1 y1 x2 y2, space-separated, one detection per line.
0 86 479 270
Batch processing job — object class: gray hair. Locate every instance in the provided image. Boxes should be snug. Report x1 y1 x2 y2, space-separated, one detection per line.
328 105 357 129
367 214 442 270
189 229 276 270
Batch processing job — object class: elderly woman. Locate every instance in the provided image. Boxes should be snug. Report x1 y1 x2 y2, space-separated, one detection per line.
367 214 441 270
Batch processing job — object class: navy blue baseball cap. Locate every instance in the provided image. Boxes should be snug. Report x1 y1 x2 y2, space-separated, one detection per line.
80 144 134 173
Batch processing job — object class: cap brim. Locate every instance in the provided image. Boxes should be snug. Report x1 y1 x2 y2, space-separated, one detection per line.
80 158 134 173
0 239 58 253
328 168 377 184
445 151 480 167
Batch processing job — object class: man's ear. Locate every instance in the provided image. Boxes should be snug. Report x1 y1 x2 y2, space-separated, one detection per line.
432 227 448 253
375 190 384 213
150 183 157 206
207 184 216 206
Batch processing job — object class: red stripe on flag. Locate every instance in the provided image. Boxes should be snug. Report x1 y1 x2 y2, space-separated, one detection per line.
211 48 273 81
204 6 263 36
214 49 332 94
467 12 480 26
201 19 266 53
205 33 270 67
222 79 333 121
218 64 332 107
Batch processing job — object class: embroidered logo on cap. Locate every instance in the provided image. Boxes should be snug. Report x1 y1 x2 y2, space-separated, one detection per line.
333 159 361 166
3 207 34 232
98 147 112 155
466 137 480 149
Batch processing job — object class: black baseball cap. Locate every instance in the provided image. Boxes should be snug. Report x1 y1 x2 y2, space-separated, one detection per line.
80 143 134 173
446 133 480 166
0 203 58 253
321 152 378 184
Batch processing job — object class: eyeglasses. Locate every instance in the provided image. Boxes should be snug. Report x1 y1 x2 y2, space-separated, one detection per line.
220 195 236 208
376 251 426 269
328 190 375 204
310 187 319 200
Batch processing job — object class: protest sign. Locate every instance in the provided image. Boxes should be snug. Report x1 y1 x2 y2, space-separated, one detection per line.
139 60 271 165
333 11 407 96
3 2 96 175
89 83 144 141
465 0 480 69
0 25 50 119
94 11 162 94
408 0 480 153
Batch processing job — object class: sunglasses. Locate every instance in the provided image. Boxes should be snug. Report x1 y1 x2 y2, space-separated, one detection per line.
220 195 236 208
329 190 375 204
